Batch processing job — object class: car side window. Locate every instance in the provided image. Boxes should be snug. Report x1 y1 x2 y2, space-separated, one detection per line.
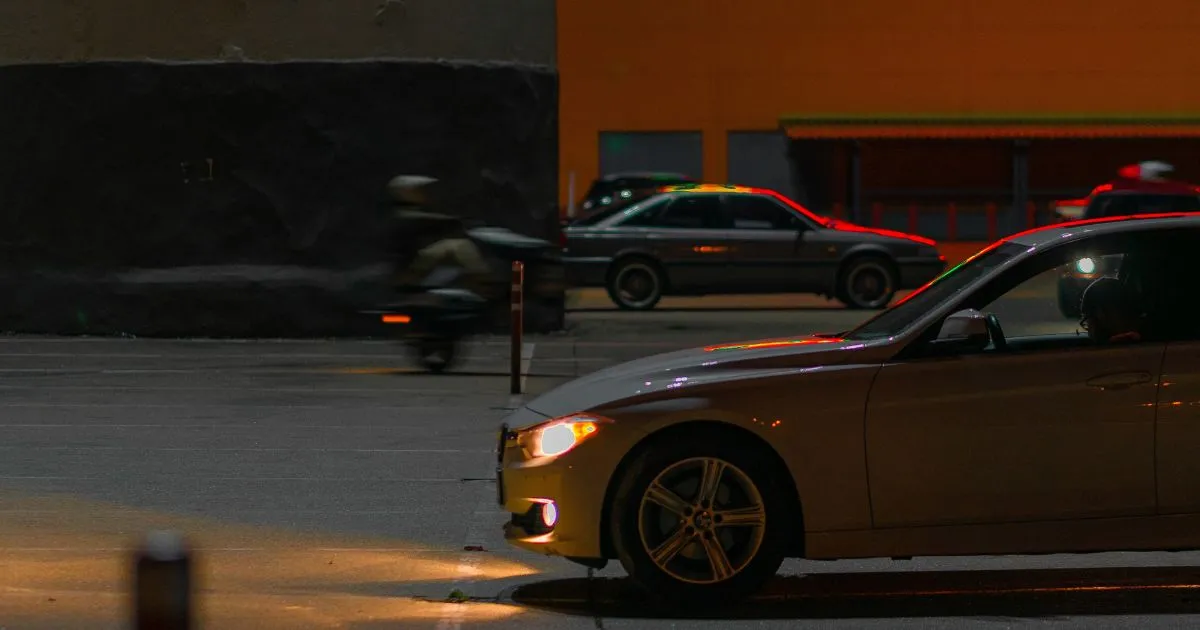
910 231 1177 358
636 195 725 229
726 195 803 230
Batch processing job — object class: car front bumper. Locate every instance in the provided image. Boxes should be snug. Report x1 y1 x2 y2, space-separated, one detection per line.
496 407 645 560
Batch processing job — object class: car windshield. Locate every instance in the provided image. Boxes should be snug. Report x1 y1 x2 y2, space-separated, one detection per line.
843 241 1029 340
570 195 664 226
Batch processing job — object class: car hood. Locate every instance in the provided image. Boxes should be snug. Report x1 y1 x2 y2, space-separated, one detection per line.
522 334 891 420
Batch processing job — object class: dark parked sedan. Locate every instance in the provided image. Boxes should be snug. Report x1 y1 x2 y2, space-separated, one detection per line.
563 184 947 309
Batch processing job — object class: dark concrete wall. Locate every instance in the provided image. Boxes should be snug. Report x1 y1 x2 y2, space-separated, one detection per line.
0 60 561 337
0 0 556 65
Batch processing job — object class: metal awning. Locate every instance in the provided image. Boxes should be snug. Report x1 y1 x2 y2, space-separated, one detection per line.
780 113 1200 139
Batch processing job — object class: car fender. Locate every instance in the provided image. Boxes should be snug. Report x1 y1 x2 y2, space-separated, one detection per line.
839 243 895 263
606 247 668 281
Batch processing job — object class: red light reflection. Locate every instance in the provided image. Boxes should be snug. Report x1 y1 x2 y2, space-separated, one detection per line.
704 338 841 352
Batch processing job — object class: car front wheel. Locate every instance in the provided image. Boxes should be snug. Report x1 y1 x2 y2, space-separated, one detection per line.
610 435 789 605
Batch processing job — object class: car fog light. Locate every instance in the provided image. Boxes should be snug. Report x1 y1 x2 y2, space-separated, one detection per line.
541 501 558 528
1076 257 1096 274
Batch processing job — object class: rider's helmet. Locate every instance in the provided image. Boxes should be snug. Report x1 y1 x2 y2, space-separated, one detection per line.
387 175 439 205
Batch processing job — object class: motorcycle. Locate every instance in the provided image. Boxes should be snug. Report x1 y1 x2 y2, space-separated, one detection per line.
370 267 488 373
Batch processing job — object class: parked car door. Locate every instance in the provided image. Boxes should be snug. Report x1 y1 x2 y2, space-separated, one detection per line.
620 193 732 291
721 193 826 292
865 233 1163 528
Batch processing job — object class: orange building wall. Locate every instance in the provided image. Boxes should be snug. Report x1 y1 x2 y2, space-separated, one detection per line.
556 0 1200 206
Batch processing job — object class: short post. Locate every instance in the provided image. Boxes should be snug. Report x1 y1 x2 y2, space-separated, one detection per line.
870 202 884 227
1026 201 1038 230
132 531 192 630
510 261 524 395
907 203 919 234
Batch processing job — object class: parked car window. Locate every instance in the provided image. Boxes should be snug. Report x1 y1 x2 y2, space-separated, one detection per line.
635 194 725 229
727 195 802 230
577 196 664 227
617 197 671 227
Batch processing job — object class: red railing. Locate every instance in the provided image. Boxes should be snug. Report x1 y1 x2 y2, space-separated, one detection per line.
827 201 1057 241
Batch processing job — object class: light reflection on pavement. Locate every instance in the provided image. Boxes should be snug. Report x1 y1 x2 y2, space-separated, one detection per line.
0 492 532 629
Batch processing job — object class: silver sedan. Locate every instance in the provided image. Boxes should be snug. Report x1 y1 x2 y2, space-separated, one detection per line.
562 184 946 310
499 212 1200 605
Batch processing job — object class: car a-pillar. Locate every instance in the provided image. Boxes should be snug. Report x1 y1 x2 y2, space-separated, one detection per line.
606 255 668 310
836 252 899 310
600 420 806 603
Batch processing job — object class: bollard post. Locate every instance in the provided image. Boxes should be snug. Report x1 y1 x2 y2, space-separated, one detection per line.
907 203 919 234
510 261 524 395
133 531 192 630
1026 201 1037 230
831 201 844 220
871 202 883 227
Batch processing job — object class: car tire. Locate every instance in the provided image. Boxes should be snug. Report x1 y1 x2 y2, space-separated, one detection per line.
607 257 665 310
836 255 897 310
610 433 789 606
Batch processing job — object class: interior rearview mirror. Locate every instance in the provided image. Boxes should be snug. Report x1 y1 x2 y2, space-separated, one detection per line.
934 308 990 351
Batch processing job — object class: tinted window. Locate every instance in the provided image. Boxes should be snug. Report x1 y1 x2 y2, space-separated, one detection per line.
627 195 724 228
619 199 670 227
727 194 801 230
1089 194 1200 218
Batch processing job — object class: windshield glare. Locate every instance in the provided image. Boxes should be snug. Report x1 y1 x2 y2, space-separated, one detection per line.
844 241 1028 340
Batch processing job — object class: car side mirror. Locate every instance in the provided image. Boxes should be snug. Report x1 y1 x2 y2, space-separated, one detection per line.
933 308 990 352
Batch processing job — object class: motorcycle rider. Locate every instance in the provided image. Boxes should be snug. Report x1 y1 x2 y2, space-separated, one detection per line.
387 175 494 297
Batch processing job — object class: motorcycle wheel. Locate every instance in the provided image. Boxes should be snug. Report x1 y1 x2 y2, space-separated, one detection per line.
415 338 458 373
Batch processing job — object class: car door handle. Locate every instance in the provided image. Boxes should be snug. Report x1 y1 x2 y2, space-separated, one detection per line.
1085 371 1152 391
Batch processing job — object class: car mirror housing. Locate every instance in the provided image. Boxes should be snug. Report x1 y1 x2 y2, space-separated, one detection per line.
934 308 990 351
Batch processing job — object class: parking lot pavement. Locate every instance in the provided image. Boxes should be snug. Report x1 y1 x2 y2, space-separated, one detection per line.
3 291 1188 629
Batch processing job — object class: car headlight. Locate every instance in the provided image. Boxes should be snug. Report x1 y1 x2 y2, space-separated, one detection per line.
521 414 612 458
1076 257 1097 274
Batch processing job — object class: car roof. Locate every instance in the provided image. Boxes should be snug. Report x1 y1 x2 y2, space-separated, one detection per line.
1006 212 1200 248
599 171 694 182
658 183 770 194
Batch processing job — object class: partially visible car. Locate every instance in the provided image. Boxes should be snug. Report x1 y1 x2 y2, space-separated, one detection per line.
1055 161 1200 317
498 211 1200 605
563 183 946 310
574 172 697 220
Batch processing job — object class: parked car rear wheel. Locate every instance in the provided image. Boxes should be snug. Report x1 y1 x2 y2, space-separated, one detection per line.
836 255 897 309
607 258 665 310
610 434 789 605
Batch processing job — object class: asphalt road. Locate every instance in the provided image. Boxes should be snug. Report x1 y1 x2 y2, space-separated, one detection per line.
4 285 1199 629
